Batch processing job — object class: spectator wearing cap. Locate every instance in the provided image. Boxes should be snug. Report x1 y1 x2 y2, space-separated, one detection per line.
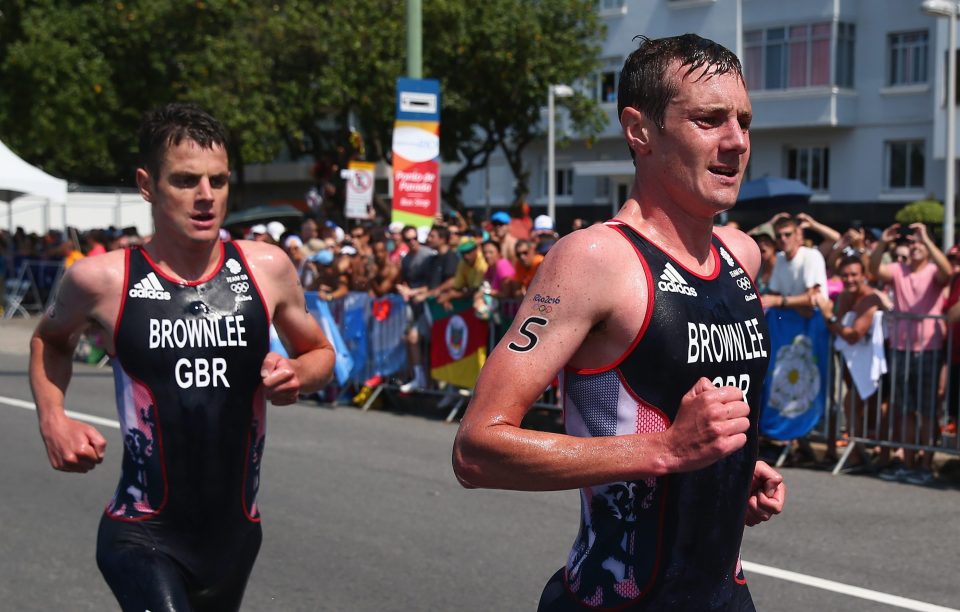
248 224 272 243
436 237 488 310
387 221 408 264
283 235 319 290
489 211 518 266
531 215 558 254
266 221 286 244
310 241 348 301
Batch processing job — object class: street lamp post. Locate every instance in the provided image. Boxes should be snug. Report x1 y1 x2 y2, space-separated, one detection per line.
547 84 574 224
923 0 958 249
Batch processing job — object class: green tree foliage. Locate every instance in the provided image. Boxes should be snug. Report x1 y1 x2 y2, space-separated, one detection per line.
425 0 606 209
0 0 604 211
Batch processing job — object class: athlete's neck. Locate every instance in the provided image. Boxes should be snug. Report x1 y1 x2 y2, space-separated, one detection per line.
143 237 223 283
616 198 716 273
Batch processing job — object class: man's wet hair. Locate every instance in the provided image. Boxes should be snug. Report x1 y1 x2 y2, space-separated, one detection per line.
138 103 228 177
618 33 744 149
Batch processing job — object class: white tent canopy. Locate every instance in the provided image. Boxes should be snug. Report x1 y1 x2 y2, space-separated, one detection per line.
0 139 67 204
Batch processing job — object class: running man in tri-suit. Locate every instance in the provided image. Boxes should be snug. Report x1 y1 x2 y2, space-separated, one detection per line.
453 34 786 611
29 103 335 611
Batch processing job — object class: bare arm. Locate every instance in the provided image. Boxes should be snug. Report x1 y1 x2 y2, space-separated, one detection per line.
242 242 336 404
29 259 113 472
452 227 751 491
869 224 899 285
913 223 953 285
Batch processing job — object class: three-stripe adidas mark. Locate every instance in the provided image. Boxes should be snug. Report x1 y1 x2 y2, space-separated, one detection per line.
128 272 172 301
658 262 697 297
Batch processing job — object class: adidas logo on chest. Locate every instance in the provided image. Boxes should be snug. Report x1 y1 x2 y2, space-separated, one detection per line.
128 272 172 301
658 262 698 297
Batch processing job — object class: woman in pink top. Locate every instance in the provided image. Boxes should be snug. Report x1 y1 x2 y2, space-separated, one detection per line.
481 239 515 295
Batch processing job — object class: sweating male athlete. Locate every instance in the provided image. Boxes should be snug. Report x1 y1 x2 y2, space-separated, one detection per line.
30 103 335 611
453 35 785 611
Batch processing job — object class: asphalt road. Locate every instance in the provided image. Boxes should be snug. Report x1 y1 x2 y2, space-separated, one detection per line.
1 337 958 611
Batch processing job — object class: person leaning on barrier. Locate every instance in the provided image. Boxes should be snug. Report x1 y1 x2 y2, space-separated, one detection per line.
453 33 785 611
815 255 886 461
869 222 950 485
369 238 400 297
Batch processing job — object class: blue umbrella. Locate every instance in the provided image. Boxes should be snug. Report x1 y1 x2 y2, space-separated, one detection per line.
737 177 813 202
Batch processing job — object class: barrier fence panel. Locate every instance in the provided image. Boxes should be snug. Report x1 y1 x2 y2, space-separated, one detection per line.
307 293 562 418
3 258 64 319
829 310 959 474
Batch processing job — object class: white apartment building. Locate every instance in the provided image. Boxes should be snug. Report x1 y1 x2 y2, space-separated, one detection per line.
453 0 954 233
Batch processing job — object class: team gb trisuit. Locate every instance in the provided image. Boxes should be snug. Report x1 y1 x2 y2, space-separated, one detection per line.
540 222 771 612
96 242 270 612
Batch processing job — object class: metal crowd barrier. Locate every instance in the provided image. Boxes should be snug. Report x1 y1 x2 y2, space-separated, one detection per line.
827 310 959 474
3 258 65 319
316 293 561 421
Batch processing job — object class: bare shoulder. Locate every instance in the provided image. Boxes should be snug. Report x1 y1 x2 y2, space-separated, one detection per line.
61 250 126 299
234 239 292 275
714 225 760 277
537 223 634 280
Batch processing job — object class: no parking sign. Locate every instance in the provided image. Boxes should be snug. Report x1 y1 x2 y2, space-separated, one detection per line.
344 161 375 220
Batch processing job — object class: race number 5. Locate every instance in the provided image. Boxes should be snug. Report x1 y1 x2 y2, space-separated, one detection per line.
507 316 548 353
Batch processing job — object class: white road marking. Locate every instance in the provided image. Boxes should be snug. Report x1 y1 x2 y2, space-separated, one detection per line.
742 561 959 611
0 395 119 429
0 395 956 611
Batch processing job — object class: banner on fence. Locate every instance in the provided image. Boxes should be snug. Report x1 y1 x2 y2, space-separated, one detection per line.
305 292 354 386
369 294 407 378
428 297 487 389
760 307 830 441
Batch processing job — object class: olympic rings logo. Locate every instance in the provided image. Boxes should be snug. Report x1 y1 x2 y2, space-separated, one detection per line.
736 277 752 291
231 282 249 294
536 304 552 314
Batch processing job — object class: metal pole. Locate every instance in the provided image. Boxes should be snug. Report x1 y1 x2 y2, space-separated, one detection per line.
548 86 556 223
406 0 422 79
946 7 957 249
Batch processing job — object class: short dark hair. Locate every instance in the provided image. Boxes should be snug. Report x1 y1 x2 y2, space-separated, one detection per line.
482 239 501 251
838 255 865 272
431 225 450 241
618 34 743 157
138 103 228 177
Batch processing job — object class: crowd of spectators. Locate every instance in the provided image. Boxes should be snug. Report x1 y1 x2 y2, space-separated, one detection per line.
745 211 958 486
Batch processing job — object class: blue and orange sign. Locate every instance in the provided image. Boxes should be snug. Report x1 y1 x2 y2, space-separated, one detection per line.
391 78 441 231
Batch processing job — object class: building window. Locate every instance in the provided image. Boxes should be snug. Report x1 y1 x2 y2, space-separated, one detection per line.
885 141 925 190
593 58 621 103
888 31 928 86
786 146 830 191
744 22 853 90
596 176 611 199
543 168 574 197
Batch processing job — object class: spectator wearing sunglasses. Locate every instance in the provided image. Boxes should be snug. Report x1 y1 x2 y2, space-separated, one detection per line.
503 240 543 298
760 215 828 316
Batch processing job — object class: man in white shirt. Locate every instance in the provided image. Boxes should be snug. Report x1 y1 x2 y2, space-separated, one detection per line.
761 215 828 316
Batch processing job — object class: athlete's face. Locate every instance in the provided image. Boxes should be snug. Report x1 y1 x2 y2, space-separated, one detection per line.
645 62 751 217
138 138 230 246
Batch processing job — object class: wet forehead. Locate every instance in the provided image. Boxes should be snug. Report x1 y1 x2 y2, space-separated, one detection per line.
160 139 229 175
668 61 751 114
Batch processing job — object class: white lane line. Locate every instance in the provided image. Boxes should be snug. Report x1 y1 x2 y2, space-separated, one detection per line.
0 395 119 429
743 561 959 612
